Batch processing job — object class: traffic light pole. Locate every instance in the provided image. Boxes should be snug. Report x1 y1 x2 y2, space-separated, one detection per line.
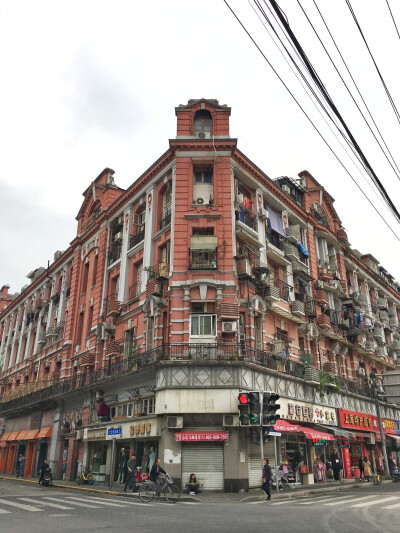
374 392 390 477
259 426 264 471
274 436 279 494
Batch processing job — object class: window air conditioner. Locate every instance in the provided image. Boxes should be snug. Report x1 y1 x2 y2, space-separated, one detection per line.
166 416 183 429
114 232 123 241
196 197 205 205
223 414 239 427
196 131 211 139
222 321 237 333
282 184 291 194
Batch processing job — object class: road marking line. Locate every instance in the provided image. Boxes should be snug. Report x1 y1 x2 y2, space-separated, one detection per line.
122 501 155 507
298 494 357 505
323 495 376 507
49 514 72 517
19 498 74 510
383 502 400 509
67 496 129 508
351 496 399 508
0 498 43 512
44 497 100 509
0 509 12 514
180 502 199 505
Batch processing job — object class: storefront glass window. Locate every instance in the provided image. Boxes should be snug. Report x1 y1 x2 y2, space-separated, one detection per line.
89 443 108 482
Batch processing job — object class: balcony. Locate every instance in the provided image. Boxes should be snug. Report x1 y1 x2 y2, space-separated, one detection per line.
105 294 121 318
373 326 384 339
272 278 292 302
129 228 145 249
316 290 329 306
80 206 101 233
189 248 217 269
285 226 301 243
159 209 172 231
290 300 305 316
377 297 387 308
317 314 331 328
285 242 300 262
365 341 375 352
46 322 64 341
337 228 348 241
108 242 122 265
266 230 285 252
37 332 47 345
318 267 334 282
236 205 257 231
390 317 398 329
388 308 398 318
304 296 317 318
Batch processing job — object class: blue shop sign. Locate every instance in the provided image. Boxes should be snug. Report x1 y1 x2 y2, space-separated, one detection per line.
395 421 400 436
107 427 122 438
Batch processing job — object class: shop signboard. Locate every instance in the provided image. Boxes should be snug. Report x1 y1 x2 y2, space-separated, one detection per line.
338 409 396 435
83 428 107 441
129 423 152 438
312 439 327 447
395 421 400 436
342 447 352 479
175 431 229 442
0 418 4 429
279 398 336 425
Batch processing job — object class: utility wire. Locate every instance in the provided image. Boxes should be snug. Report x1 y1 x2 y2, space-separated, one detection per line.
266 0 400 223
254 0 399 219
346 0 400 124
297 0 400 182
386 0 400 41
223 0 400 242
248 0 390 213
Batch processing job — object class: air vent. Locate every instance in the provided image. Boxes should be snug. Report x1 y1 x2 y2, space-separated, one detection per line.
223 414 239 427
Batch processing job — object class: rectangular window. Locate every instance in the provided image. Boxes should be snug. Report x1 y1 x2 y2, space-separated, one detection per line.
92 254 98 286
194 170 212 183
146 317 154 350
190 314 217 336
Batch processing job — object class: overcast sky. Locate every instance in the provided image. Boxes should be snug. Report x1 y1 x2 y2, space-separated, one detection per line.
1 0 399 293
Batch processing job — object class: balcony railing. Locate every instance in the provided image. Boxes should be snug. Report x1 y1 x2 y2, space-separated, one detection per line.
128 282 142 300
189 248 218 269
159 209 172 231
272 278 292 302
129 228 145 249
80 207 101 233
0 341 383 413
108 242 122 265
236 205 257 231
304 296 317 318
266 230 285 251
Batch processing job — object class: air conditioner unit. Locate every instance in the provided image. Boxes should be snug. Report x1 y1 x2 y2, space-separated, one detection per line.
196 197 205 205
80 304 85 313
90 297 94 307
95 391 104 400
358 367 366 376
282 184 291 194
258 207 268 220
196 131 211 139
222 321 237 333
166 416 183 429
223 414 239 427
114 232 123 241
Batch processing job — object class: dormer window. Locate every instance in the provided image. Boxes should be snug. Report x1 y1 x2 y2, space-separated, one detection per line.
194 110 212 138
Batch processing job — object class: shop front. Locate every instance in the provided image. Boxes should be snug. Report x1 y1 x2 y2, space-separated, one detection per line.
83 427 108 483
176 431 229 491
128 418 159 477
0 427 51 477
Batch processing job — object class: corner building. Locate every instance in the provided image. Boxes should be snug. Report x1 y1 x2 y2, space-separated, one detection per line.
1 99 400 491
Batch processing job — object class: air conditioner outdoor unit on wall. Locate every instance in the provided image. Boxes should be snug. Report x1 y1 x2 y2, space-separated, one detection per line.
114 232 123 241
358 367 366 376
166 416 183 429
196 131 211 139
222 321 237 333
196 197 205 205
90 297 94 307
282 184 291 194
223 414 239 427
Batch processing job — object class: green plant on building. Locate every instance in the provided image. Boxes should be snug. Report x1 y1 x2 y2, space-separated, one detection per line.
319 371 340 398
300 352 313 366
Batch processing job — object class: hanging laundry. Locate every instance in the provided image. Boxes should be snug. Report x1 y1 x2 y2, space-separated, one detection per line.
356 311 362 324
297 242 309 257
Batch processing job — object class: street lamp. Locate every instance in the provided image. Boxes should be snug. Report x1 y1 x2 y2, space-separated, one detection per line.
373 377 390 478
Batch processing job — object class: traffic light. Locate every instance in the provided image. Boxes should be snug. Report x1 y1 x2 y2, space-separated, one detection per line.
262 391 281 426
238 391 261 426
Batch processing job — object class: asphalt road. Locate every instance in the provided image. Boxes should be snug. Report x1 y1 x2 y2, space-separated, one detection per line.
0 479 399 533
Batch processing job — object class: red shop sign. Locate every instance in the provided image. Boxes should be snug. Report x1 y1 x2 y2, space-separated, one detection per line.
175 431 229 442
338 409 378 431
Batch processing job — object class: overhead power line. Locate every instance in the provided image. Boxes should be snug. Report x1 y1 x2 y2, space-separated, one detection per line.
346 0 400 125
386 0 400 41
223 0 400 242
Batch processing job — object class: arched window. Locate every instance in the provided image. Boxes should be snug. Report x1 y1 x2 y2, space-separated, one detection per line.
194 110 212 135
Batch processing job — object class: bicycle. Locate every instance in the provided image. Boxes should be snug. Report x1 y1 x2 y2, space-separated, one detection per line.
139 474 180 503
77 467 95 485
373 470 382 486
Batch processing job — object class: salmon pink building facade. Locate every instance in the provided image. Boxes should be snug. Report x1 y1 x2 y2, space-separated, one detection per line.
1 99 400 490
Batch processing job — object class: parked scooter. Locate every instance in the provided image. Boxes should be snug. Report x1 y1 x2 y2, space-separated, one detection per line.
392 468 399 483
39 469 53 487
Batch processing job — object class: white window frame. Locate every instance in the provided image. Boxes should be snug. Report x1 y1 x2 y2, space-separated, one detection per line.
190 314 217 338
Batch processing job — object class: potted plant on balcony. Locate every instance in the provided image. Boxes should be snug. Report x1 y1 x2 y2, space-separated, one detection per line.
144 266 162 296
319 371 340 399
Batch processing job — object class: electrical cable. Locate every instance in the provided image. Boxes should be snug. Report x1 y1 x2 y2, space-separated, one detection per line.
247 0 391 212
297 0 400 182
266 0 400 223
252 0 400 217
386 0 400 41
223 0 400 241
346 0 400 124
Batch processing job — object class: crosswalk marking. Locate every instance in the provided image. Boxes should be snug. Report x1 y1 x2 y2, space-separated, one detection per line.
298 495 354 505
44 497 100 509
0 509 11 514
120 500 155 507
19 498 74 510
351 496 399 508
383 501 400 510
0 498 43 512
323 495 376 507
66 496 129 508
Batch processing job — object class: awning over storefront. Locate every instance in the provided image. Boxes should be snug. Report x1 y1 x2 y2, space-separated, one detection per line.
272 420 301 432
24 430 40 440
313 425 355 439
389 435 400 442
16 431 29 440
37 427 52 439
175 431 229 442
298 426 335 441
7 432 19 441
0 432 11 441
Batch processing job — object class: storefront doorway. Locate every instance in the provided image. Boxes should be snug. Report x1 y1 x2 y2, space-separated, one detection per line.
182 443 224 491
134 441 158 474
89 442 108 483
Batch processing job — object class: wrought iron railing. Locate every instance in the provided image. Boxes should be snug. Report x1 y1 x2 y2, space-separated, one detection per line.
272 278 292 302
266 230 284 251
189 248 218 269
236 205 257 231
108 242 122 265
129 228 145 249
159 209 172 231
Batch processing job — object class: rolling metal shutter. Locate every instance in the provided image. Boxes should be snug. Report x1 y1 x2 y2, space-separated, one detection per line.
248 440 275 488
182 443 224 491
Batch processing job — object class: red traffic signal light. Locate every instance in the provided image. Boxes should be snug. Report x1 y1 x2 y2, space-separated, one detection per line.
238 393 248 404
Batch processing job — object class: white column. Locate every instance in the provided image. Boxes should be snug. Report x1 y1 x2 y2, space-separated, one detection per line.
118 207 133 302
16 307 28 363
142 186 156 288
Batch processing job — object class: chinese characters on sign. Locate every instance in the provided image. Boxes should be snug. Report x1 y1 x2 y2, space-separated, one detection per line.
129 423 151 436
175 432 229 442
337 409 396 434
285 400 335 424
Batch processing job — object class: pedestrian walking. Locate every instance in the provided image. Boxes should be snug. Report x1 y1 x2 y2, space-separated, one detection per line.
262 458 272 501
358 456 364 481
124 453 137 492
19 454 26 478
362 457 372 482
16 454 22 478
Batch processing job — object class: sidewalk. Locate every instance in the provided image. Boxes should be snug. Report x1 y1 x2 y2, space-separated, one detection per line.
0 475 389 503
